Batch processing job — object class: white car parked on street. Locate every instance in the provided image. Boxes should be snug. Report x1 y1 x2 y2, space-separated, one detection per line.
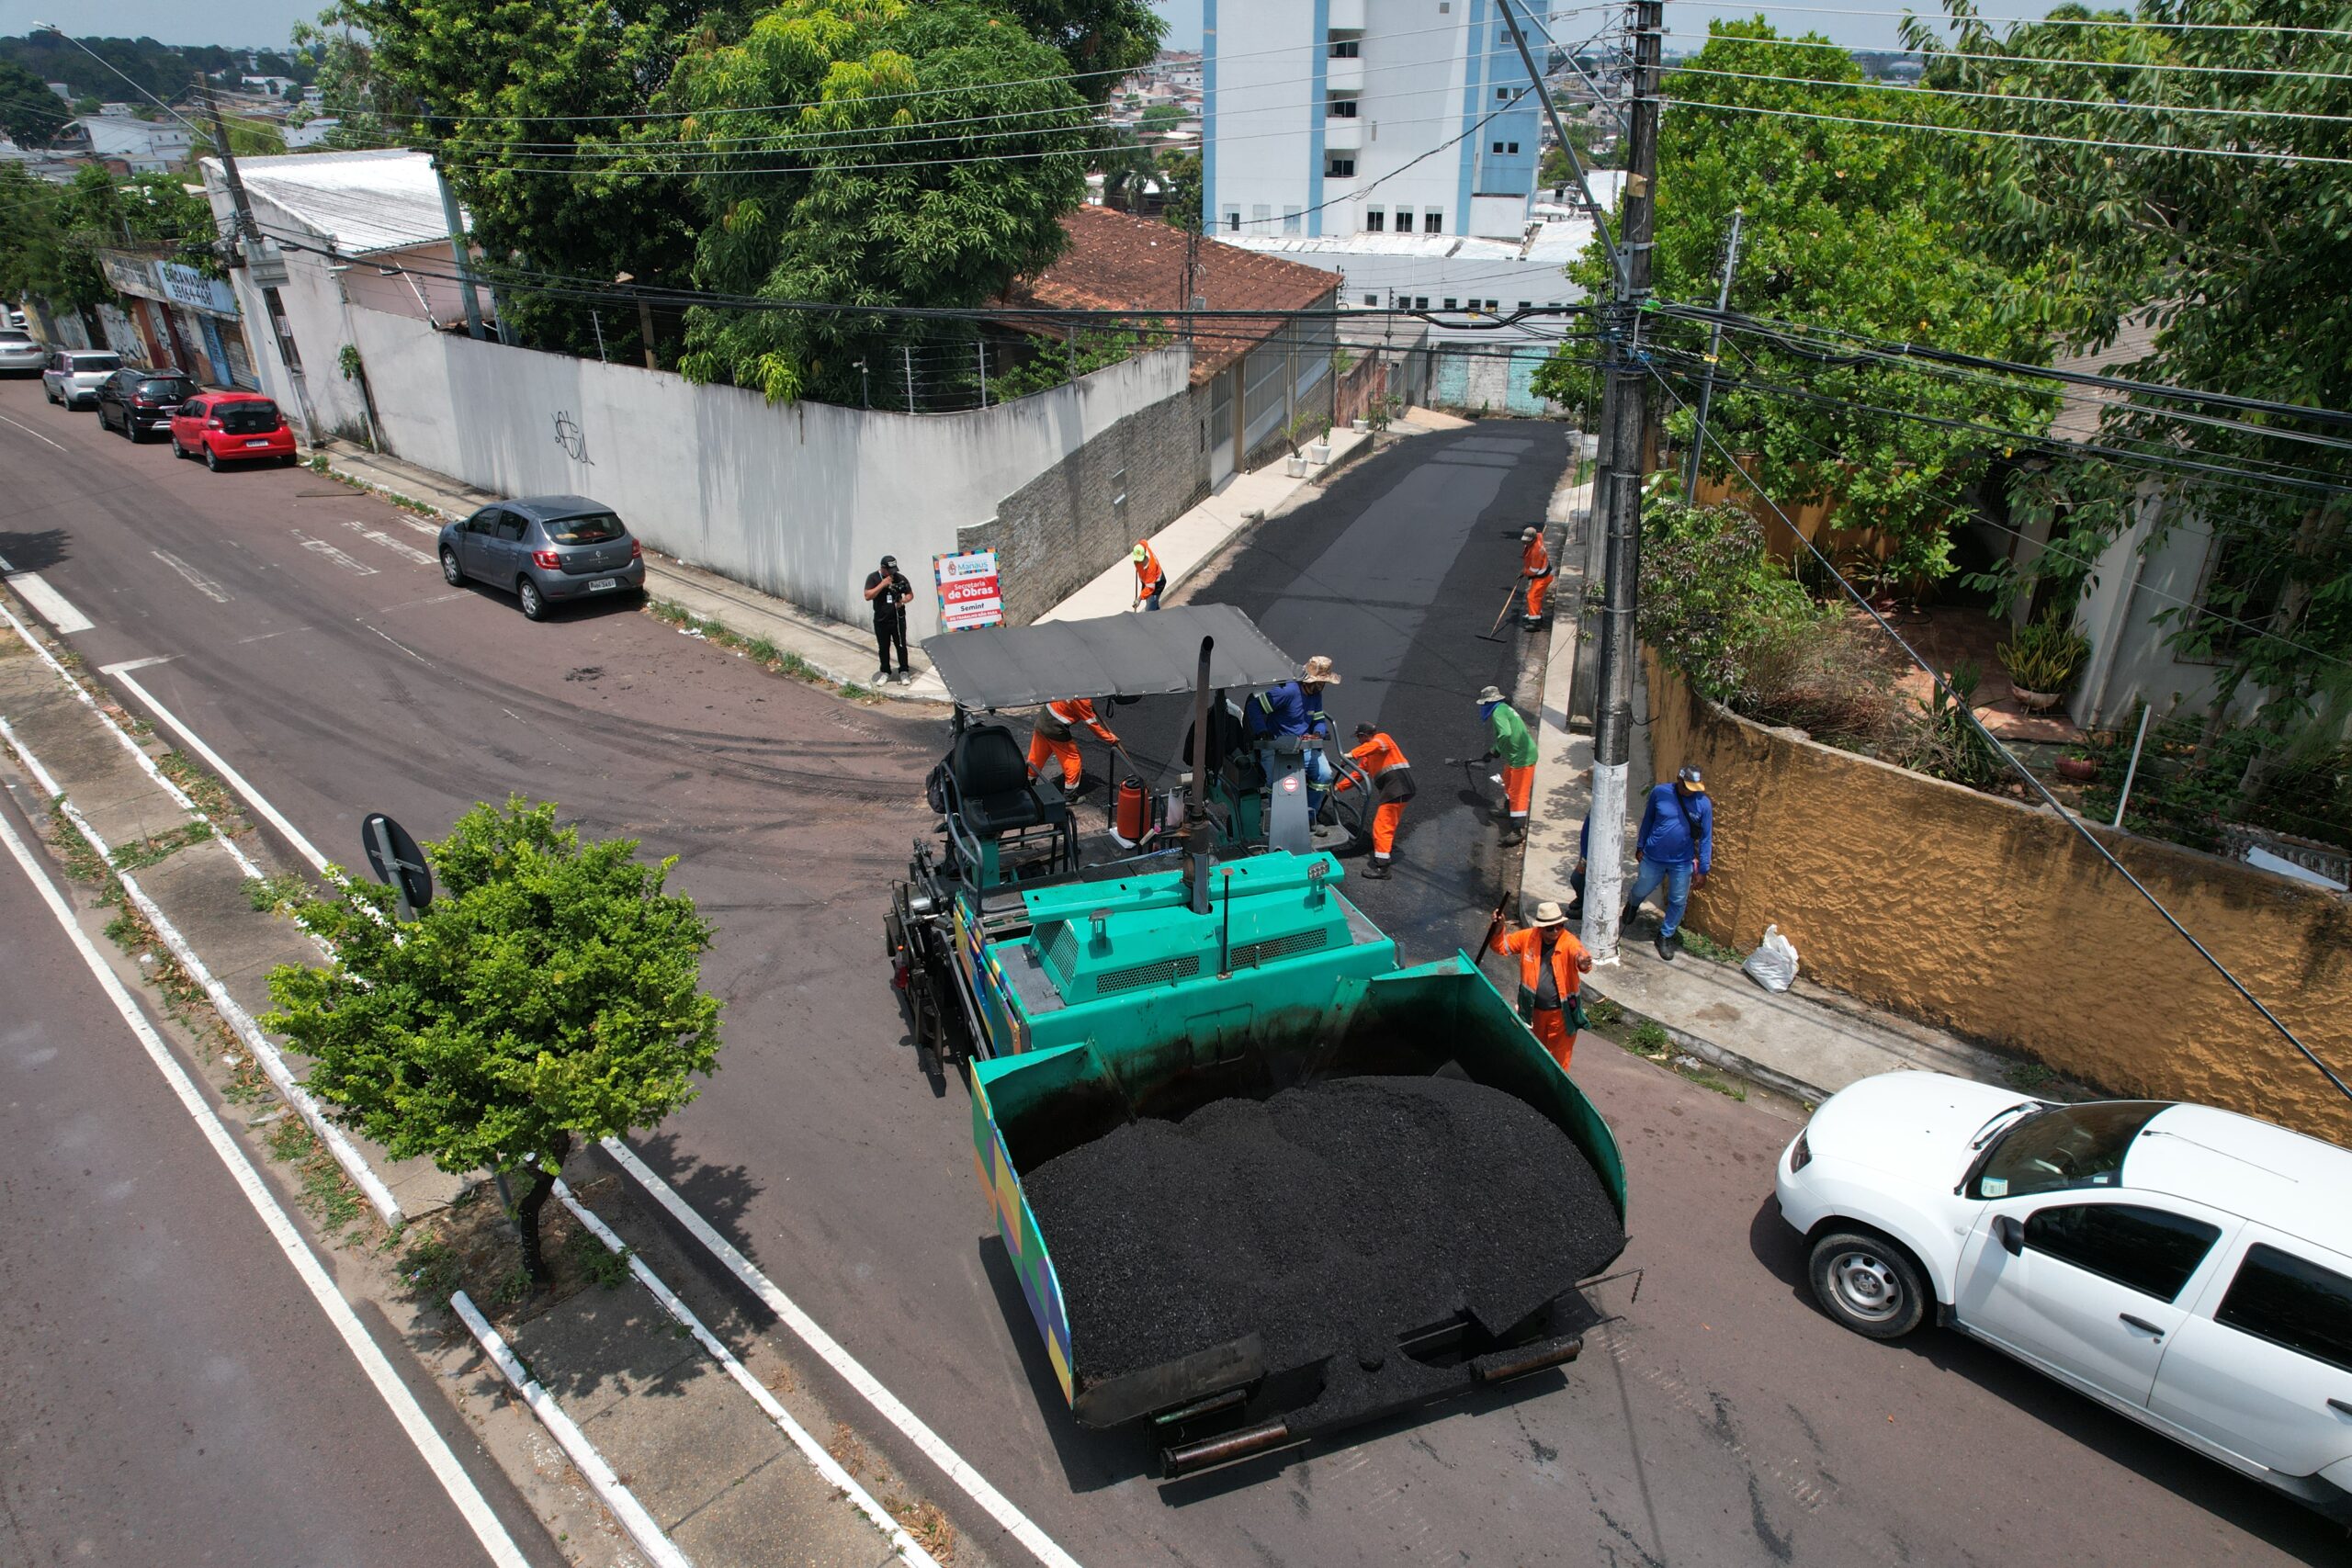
40 348 123 408
1778 1071 2352 1522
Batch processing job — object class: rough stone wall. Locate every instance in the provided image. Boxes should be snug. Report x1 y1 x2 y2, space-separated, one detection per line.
960 378 1208 626
1647 651 2352 1145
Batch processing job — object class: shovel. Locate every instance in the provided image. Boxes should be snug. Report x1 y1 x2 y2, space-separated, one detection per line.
1477 581 1518 643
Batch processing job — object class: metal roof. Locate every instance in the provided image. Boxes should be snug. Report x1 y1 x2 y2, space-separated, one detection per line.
216 149 465 258
923 604 1300 711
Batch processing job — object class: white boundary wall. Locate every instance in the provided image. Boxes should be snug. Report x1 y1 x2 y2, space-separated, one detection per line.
345 308 1192 638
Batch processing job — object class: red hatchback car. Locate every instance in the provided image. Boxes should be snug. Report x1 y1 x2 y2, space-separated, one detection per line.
171 391 299 470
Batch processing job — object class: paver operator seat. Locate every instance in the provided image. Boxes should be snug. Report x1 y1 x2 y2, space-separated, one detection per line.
933 722 1071 890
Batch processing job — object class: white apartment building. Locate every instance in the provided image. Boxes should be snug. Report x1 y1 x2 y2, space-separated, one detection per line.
1205 0 1551 243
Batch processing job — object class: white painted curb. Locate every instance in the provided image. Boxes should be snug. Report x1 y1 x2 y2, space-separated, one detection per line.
604 1137 1085 1568
451 1290 695 1568
552 1177 944 1568
0 602 266 881
0 719 401 1226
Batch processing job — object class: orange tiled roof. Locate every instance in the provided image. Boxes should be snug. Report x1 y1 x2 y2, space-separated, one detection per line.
1014 205 1339 383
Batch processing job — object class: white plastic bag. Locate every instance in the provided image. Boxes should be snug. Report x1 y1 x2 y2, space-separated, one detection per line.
1743 924 1799 993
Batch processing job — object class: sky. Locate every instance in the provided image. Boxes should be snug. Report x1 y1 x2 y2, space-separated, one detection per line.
0 1 319 50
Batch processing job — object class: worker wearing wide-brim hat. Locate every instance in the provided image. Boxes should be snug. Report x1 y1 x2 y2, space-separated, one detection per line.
1245 656 1342 810
1487 899 1592 1070
1476 684 1538 843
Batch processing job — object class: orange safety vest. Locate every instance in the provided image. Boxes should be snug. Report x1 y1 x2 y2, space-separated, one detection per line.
1134 542 1166 597
1037 697 1116 742
1489 923 1587 1003
1521 536 1555 581
1338 731 1416 802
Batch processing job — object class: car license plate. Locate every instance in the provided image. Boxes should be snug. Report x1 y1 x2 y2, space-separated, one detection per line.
586 578 619 592
244 439 270 448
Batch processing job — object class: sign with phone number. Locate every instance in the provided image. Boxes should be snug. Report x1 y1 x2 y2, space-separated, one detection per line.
933 549 1003 633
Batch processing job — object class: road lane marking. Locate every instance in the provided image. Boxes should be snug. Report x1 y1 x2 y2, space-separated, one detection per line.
451 1292 695 1568
299 536 379 576
0 718 395 1220
345 520 436 568
153 549 232 604
604 1137 1086 1568
393 514 445 539
74 661 1068 1567
0 801 532 1568
0 412 67 452
369 626 432 664
107 666 334 877
6 571 94 634
553 1178 944 1568
98 656 175 675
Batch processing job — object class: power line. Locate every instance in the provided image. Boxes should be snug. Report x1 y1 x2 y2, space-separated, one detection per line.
1665 62 2352 126
1660 92 2352 165
1665 2 2352 40
1655 28 2352 83
1643 357 2352 1108
1689 333 2352 673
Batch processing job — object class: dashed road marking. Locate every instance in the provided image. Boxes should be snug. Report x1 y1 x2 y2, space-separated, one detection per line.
0 412 67 451
6 571 94 634
345 520 436 568
298 536 378 576
153 548 232 603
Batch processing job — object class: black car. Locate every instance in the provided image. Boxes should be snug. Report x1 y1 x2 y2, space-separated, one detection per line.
96 369 197 442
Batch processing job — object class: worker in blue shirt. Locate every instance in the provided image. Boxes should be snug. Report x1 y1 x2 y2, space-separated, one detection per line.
1624 765 1713 962
1246 655 1340 810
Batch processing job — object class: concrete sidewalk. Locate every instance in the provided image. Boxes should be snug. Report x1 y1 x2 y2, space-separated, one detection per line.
1522 482 2025 1106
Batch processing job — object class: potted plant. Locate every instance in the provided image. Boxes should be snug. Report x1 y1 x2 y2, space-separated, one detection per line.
1307 415 1332 466
1996 609 2090 712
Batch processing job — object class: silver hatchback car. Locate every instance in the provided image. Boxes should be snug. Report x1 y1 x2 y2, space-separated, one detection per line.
41 348 124 407
436 494 646 620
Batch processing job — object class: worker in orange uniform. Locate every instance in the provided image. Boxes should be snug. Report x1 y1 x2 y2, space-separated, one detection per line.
1333 722 1416 879
1131 539 1166 612
1487 900 1592 1070
1028 696 1118 795
1518 525 1555 629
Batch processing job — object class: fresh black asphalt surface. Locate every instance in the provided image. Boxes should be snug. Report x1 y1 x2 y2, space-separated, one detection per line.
2 386 2340 1566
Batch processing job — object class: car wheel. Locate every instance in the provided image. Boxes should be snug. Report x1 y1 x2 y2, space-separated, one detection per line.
518 576 547 621
1807 1229 1928 1340
205 446 220 471
440 548 464 587
280 454 299 468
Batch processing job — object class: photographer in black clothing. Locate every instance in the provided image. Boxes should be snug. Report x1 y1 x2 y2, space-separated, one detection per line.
863 553 914 683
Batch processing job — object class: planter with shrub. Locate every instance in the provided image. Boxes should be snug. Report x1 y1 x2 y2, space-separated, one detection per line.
1996 610 2089 712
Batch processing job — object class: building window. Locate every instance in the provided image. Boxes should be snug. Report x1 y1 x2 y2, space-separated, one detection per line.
1497 87 1512 101
1329 37 1361 58
262 286 301 372
1425 209 1444 233
1365 209 1385 231
1252 204 1272 226
1329 96 1359 118
1507 141 1521 154
1519 300 1532 310
1363 292 1379 306
1223 207 1240 232
1485 298 1498 310
1443 298 1458 310
1396 208 1414 231
2197 534 2289 654
1415 296 1430 310
1283 206 1303 234
1325 156 1355 178
1492 141 1506 154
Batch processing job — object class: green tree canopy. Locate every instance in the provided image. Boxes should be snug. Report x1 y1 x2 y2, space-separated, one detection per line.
0 58 71 146
1533 20 2054 586
665 0 1098 404
1913 0 2352 792
265 798 723 1283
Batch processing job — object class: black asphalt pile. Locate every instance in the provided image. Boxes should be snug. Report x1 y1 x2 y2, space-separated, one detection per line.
1023 1075 1623 1386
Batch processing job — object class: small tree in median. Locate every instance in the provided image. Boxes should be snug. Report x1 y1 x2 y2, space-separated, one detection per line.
265 797 722 1285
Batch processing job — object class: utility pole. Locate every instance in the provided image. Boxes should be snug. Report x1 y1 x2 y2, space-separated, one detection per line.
615 272 656 369
903 345 916 412
1682 206 1743 502
977 341 989 406
428 155 485 341
193 76 257 245
1585 0 1663 964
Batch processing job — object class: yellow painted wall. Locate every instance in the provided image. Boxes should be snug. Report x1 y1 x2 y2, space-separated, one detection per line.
1648 653 2352 1145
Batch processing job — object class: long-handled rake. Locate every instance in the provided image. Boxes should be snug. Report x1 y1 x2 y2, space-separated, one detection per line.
1477 581 1518 643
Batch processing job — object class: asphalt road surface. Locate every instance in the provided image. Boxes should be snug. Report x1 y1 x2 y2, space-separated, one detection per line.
0 788 553 1567
2 383 2340 1566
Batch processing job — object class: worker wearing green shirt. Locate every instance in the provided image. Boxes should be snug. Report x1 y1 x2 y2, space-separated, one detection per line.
1476 684 1538 843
